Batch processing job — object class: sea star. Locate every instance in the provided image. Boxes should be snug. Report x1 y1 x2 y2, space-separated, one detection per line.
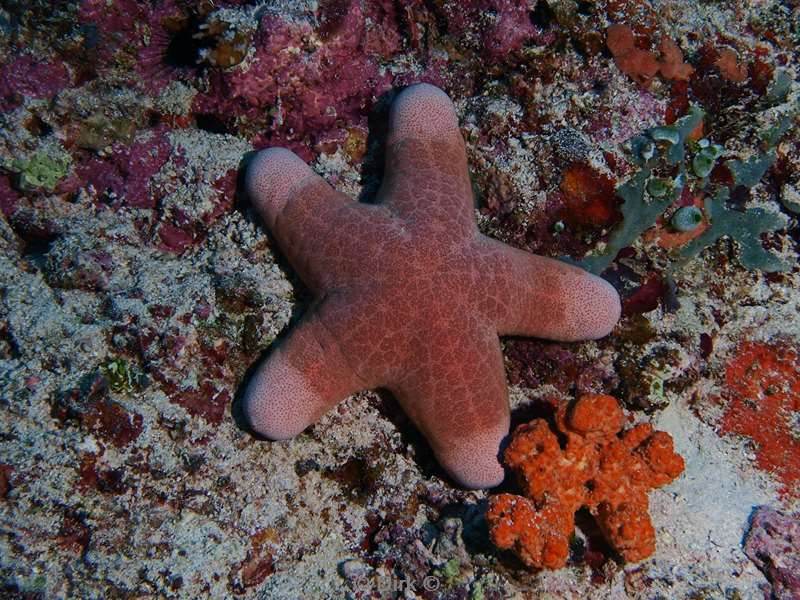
243 84 621 488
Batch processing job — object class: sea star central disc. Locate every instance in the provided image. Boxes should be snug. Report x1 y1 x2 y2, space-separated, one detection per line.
243 84 621 488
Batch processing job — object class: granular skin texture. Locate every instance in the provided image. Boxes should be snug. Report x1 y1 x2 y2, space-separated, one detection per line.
486 394 684 567
243 84 621 489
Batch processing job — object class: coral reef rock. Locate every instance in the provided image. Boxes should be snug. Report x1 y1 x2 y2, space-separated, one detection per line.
743 506 800 600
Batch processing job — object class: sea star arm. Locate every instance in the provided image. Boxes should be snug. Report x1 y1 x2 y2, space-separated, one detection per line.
243 295 367 440
242 84 621 490
245 147 335 232
246 147 397 292
389 323 510 488
480 237 621 341
378 84 476 236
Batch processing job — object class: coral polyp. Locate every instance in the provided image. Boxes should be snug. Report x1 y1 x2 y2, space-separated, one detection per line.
671 206 703 232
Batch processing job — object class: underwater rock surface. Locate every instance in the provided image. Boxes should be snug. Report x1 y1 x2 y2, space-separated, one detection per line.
0 0 798 598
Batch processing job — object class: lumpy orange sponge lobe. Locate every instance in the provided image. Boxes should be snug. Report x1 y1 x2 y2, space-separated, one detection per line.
486 495 574 569
597 497 657 562
564 393 623 437
487 394 684 569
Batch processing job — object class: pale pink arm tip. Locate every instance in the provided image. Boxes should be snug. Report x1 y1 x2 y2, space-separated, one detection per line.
243 352 322 440
568 274 622 340
246 148 315 227
387 83 461 146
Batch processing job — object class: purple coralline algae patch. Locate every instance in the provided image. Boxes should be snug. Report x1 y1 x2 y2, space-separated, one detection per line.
196 6 393 159
73 128 173 209
480 0 555 62
504 338 617 395
156 221 195 254
0 177 21 218
77 0 148 62
53 387 144 450
744 506 800 600
0 54 70 111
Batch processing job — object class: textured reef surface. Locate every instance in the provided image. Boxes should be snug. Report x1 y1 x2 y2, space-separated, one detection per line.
0 0 799 598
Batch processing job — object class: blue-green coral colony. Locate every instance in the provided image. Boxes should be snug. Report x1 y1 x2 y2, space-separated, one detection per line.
572 80 797 275
679 188 789 272
574 106 703 274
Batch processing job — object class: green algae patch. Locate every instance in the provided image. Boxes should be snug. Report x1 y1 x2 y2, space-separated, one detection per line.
10 148 72 192
101 358 135 393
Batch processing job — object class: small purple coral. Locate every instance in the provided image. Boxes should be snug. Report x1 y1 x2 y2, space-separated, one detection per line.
744 506 800 600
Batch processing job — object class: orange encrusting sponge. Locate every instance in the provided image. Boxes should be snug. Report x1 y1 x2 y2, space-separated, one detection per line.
487 394 684 568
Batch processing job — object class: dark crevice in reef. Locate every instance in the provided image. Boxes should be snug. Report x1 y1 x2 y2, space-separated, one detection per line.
147 111 163 127
23 113 54 137
10 221 59 268
0 322 22 361
356 89 397 205
195 113 230 135
19 235 55 261
163 17 207 70
529 0 554 29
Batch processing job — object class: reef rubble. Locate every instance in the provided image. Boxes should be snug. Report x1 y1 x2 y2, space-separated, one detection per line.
0 0 798 598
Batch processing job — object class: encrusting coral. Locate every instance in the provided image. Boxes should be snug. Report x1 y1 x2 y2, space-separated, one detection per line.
487 394 684 568
574 81 797 275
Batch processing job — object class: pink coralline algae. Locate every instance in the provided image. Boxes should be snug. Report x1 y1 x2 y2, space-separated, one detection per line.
74 129 173 209
242 84 621 489
198 4 393 158
155 163 237 255
744 506 800 600
481 0 555 62
156 222 195 255
194 0 558 156
52 376 143 450
77 0 148 64
432 0 554 62
0 55 70 111
0 176 21 218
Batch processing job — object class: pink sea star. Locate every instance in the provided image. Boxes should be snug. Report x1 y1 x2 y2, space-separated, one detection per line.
243 84 621 488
